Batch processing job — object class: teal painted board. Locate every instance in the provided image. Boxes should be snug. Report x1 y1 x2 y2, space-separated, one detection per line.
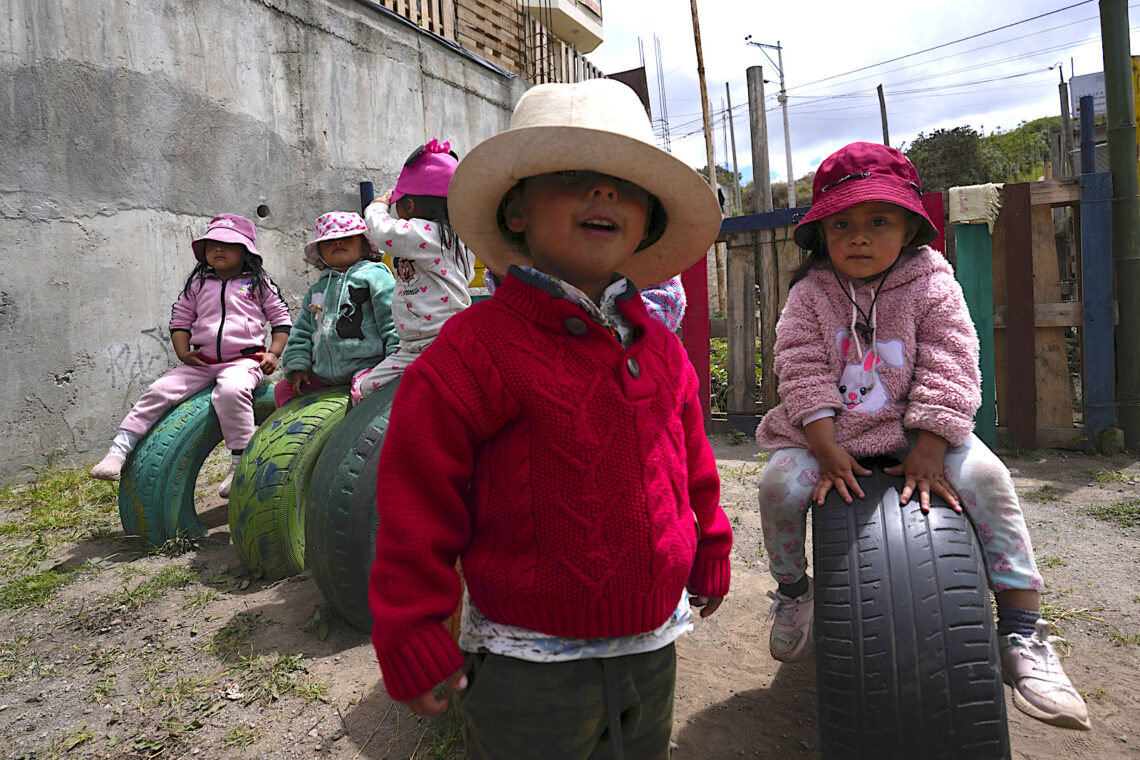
956 224 996 447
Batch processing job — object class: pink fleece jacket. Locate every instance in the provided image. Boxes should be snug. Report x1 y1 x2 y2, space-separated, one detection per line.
755 246 980 455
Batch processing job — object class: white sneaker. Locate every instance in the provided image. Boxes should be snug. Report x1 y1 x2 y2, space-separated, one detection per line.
90 451 126 481
1000 618 1091 730
218 461 238 499
766 578 814 662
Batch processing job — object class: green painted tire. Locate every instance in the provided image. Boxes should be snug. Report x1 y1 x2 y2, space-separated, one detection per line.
228 387 350 580
306 380 400 631
118 384 275 547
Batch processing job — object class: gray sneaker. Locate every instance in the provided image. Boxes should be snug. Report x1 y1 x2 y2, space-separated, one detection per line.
90 451 126 481
766 578 814 663
218 461 237 499
1000 618 1091 730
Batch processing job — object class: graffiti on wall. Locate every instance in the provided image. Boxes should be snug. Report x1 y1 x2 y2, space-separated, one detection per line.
105 328 178 388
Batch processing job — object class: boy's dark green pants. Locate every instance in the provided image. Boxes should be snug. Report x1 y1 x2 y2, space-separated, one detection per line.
453 643 676 760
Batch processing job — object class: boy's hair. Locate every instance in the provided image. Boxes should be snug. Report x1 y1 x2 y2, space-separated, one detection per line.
181 249 273 297
310 234 383 271
493 179 669 255
788 210 924 289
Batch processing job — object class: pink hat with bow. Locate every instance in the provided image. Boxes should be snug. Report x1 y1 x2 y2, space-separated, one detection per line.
390 138 459 205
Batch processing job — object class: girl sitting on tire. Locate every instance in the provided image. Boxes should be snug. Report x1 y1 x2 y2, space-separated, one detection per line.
275 211 398 408
367 79 733 757
90 213 292 498
754 142 1089 730
351 138 475 404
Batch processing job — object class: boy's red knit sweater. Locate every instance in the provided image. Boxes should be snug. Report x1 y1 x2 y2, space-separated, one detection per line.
368 269 733 702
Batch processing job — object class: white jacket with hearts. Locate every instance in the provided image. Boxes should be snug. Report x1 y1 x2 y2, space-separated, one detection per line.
755 246 981 456
365 204 475 351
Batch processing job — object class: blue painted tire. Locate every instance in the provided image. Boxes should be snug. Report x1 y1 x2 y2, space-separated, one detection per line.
227 387 350 580
118 384 275 547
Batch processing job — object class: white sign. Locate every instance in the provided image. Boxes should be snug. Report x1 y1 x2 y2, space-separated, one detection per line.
1070 72 1106 117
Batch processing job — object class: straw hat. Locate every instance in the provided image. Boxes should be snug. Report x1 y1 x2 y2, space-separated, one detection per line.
448 78 722 288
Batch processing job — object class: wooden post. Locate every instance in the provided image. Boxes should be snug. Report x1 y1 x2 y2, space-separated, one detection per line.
682 253 713 427
956 224 997 447
726 231 758 431
1081 171 1116 449
1003 183 1037 449
758 227 779 412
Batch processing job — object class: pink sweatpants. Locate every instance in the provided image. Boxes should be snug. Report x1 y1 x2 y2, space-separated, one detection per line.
119 360 265 451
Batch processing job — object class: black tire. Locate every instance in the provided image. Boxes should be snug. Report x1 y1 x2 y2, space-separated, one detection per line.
812 466 1010 760
228 387 350 580
118 384 275 546
305 380 401 631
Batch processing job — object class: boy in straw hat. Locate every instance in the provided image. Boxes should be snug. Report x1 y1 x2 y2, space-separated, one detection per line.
367 78 732 758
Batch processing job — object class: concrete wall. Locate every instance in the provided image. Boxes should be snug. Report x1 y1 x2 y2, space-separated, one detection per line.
0 0 528 479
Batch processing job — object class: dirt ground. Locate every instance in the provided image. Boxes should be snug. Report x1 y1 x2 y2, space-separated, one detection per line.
1 434 1139 759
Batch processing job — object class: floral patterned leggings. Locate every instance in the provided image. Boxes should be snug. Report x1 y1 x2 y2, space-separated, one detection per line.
757 433 1043 592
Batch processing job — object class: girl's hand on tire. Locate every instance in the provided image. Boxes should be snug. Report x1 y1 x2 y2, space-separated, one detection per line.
885 433 960 514
812 444 870 506
404 668 467 716
291 371 311 397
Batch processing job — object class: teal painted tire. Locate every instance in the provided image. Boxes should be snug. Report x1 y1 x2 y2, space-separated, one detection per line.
118 384 275 546
306 380 400 631
228 387 350 580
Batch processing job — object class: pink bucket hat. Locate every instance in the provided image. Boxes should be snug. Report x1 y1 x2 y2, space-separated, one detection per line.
303 211 378 267
390 138 459 205
794 142 937 250
191 213 262 264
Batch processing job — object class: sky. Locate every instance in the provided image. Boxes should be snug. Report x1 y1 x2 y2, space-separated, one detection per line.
584 0 1138 195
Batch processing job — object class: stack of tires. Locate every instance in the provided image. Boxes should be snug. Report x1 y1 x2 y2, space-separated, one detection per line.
117 377 461 637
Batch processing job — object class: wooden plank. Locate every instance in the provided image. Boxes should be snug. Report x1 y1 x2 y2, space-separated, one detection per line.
757 228 779 412
718 206 808 238
726 232 757 416
993 301 1119 327
1081 171 1115 449
1003 182 1037 448
1029 178 1081 207
956 223 997 447
996 426 1122 450
682 253 712 426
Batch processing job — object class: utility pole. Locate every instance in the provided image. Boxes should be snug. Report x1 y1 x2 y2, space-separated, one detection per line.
745 36 794 207
690 0 725 314
747 66 772 213
877 84 890 145
1100 0 1140 449
726 82 742 215
1056 63 1073 177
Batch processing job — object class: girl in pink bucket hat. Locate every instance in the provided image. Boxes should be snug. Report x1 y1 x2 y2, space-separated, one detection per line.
274 211 398 408
754 142 1089 730
91 213 292 498
354 138 475 403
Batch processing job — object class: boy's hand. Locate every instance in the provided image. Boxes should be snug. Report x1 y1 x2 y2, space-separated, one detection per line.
812 444 870 506
689 592 724 618
176 348 207 367
884 432 960 513
404 669 467 717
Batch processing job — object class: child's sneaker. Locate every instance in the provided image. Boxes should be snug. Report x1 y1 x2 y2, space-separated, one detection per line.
218 461 237 499
765 578 813 662
90 452 126 481
1000 618 1091 730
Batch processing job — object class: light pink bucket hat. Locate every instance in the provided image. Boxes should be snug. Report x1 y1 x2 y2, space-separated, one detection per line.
390 138 459 205
303 211 378 267
191 213 262 264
